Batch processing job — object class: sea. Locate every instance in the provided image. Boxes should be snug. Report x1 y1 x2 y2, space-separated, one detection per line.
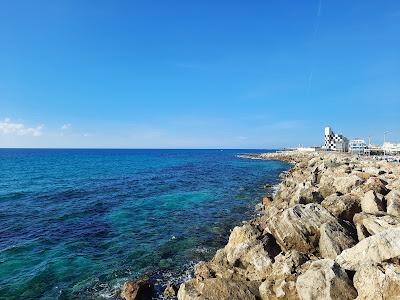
0 149 291 299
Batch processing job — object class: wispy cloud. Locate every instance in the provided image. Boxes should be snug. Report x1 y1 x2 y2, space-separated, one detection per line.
0 118 43 137
61 123 71 130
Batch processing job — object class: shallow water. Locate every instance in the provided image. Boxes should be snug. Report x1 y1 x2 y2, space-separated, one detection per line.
0 149 290 299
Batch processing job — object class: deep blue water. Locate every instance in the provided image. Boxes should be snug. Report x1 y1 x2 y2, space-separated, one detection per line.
0 149 290 299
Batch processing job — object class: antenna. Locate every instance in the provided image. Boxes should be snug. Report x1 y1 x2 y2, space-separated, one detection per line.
384 131 390 144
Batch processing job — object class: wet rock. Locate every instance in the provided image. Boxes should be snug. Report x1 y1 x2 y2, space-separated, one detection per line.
336 228 400 271
267 203 336 252
177 278 256 300
319 221 357 259
321 193 361 222
164 282 179 298
386 189 400 217
360 190 385 214
120 279 154 300
296 259 357 300
353 263 400 300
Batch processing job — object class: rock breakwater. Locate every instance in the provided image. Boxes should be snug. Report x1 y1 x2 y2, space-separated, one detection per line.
175 151 400 300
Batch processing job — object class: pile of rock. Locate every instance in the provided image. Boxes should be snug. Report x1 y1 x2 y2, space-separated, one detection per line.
176 151 400 300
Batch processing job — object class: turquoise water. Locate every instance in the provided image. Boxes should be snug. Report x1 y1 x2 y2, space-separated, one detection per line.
0 149 290 299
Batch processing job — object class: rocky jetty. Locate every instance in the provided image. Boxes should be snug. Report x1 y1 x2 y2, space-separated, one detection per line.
176 151 400 300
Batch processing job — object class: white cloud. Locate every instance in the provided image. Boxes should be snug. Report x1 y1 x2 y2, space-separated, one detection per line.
0 118 43 137
61 123 71 130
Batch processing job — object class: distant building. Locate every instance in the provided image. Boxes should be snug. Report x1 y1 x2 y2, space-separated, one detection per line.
349 139 367 155
323 127 349 152
382 142 400 155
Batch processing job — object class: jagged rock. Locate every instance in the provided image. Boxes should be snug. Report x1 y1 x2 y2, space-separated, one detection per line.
360 190 385 214
318 175 336 198
164 282 179 298
361 177 390 195
353 212 400 240
259 250 313 300
353 263 400 300
319 221 357 259
223 224 276 280
333 174 364 195
336 228 400 271
289 182 324 206
177 278 256 300
362 166 382 176
267 203 336 252
321 193 361 222
262 195 273 206
120 279 154 300
296 259 357 300
386 189 400 217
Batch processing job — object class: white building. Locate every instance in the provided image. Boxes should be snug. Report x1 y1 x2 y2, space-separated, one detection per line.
349 139 367 155
382 142 400 155
323 127 349 152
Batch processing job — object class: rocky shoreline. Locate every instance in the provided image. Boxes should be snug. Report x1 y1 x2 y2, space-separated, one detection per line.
173 150 400 300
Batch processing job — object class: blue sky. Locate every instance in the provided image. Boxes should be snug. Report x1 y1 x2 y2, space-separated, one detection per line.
1 0 399 148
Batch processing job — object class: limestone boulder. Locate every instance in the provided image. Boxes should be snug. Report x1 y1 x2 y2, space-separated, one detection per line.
296 259 357 300
267 203 336 252
120 279 154 300
223 224 277 280
333 174 364 195
353 263 400 300
164 282 179 298
321 193 361 222
259 250 313 300
386 189 400 217
319 221 357 259
360 190 385 214
177 278 256 300
362 177 389 195
353 212 400 240
336 228 400 271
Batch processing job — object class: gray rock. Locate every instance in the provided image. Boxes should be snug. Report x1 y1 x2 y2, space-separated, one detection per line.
319 221 357 259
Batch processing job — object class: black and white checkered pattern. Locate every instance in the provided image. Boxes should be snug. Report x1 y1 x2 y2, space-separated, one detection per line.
323 128 349 152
